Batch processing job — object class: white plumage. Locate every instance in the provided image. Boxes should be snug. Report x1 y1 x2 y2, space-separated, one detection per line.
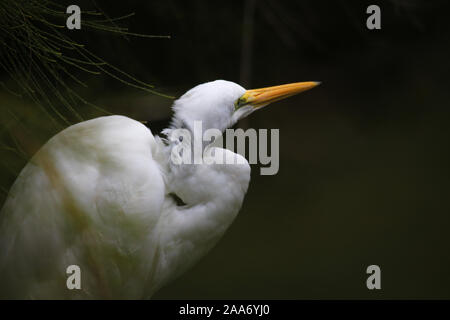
0 79 318 299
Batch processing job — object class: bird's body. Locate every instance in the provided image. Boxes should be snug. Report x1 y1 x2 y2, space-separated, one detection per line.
0 80 318 299
0 115 250 299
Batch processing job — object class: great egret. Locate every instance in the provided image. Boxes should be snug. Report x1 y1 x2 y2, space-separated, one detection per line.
0 80 319 299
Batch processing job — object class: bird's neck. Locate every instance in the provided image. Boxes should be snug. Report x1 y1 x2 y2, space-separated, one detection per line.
154 197 242 288
151 137 250 293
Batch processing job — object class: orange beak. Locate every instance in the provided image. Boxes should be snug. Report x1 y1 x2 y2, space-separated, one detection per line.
236 81 320 109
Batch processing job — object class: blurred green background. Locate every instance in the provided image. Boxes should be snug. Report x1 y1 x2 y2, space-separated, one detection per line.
1 0 449 299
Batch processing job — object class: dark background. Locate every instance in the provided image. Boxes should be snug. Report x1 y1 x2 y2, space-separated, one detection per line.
1 0 449 299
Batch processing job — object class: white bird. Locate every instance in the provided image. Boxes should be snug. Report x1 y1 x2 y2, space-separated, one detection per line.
0 80 319 299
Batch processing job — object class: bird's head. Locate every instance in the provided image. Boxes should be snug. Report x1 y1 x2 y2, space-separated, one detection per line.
170 79 320 133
